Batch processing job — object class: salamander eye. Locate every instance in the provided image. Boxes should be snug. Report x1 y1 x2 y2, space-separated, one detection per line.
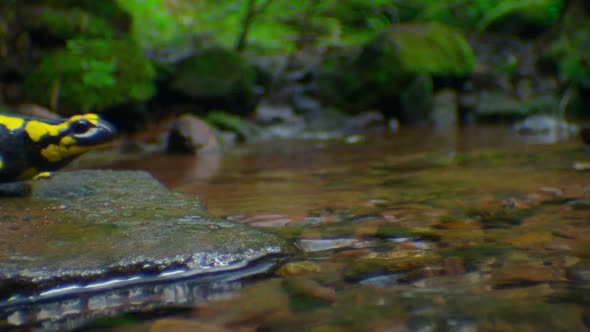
70 119 93 134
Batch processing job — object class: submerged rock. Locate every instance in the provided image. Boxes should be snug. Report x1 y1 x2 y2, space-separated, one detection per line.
0 170 291 328
432 88 458 130
206 111 261 142
316 22 474 119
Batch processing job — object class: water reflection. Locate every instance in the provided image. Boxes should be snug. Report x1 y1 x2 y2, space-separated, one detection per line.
111 126 580 219
0 260 277 331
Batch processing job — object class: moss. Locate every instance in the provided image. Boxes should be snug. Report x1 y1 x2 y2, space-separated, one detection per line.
376 23 474 77
206 111 260 141
317 23 474 113
25 38 156 112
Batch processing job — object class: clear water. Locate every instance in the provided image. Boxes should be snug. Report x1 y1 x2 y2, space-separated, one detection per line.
83 126 590 331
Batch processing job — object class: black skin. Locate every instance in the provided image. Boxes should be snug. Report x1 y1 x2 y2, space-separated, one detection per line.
0 114 116 183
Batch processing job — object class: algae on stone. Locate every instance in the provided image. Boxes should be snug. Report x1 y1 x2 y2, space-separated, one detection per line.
206 110 260 141
368 23 474 78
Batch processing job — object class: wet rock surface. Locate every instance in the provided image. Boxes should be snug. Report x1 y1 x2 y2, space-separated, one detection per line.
165 114 220 154
0 170 291 328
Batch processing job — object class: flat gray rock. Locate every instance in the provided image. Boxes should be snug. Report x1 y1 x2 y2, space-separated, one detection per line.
0 170 291 301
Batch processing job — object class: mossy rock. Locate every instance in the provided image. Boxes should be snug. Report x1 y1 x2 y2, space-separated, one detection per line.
317 23 474 114
364 23 474 80
0 170 292 321
169 48 256 115
25 38 156 113
206 110 260 141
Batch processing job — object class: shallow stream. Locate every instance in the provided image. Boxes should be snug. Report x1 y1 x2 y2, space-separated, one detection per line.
93 126 590 331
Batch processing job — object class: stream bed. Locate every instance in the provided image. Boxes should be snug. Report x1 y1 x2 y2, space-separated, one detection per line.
76 126 590 330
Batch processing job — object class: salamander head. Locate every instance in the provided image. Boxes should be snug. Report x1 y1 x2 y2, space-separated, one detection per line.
25 113 117 164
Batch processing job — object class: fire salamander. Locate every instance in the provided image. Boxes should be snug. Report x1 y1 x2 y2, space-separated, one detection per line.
0 113 116 183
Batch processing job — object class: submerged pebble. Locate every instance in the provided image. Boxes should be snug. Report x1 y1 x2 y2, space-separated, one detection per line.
358 274 403 287
298 238 361 252
276 261 322 276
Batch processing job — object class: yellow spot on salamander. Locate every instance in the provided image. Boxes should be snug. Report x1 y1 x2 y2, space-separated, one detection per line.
71 113 100 125
33 172 53 180
25 113 102 142
25 120 67 142
0 156 3 170
60 136 76 146
41 144 63 163
0 114 25 130
41 136 110 163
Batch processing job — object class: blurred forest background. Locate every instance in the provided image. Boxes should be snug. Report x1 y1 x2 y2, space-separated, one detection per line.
0 0 588 142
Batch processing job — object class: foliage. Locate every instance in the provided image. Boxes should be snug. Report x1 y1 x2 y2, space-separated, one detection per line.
415 0 564 32
112 0 402 53
558 42 590 88
58 0 127 21
12 0 575 118
26 38 156 112
22 7 115 40
110 0 566 55
549 0 590 88
477 0 563 32
317 0 398 46
115 0 189 50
